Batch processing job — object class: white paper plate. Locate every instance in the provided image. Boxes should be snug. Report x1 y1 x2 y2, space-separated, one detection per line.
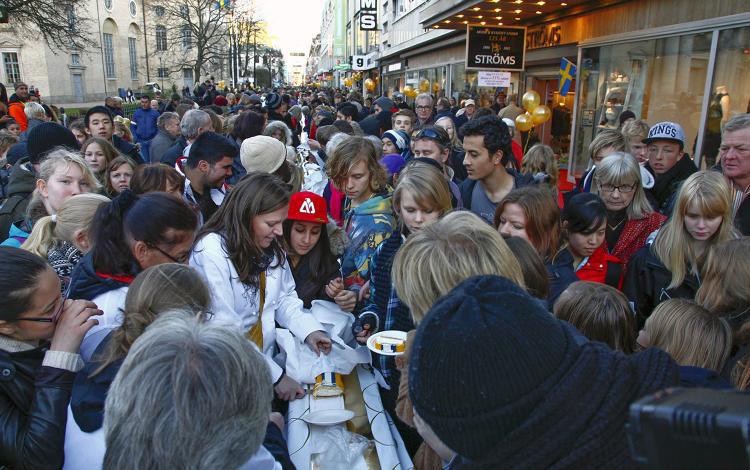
367 330 408 356
301 409 355 426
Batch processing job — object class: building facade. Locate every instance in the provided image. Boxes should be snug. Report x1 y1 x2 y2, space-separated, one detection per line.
0 0 228 104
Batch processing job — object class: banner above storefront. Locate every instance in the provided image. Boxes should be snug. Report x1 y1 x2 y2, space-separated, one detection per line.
465 25 526 71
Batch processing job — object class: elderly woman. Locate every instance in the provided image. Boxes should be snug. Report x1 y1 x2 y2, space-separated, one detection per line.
591 151 666 273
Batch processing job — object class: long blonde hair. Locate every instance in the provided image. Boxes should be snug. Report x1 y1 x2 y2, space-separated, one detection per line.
92 263 211 376
522 144 558 191
645 299 731 371
392 211 525 322
652 171 736 289
22 193 109 258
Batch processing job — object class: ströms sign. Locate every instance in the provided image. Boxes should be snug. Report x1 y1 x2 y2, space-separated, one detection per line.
465 25 526 71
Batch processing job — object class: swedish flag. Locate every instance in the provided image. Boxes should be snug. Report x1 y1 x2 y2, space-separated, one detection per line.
214 0 230 9
558 58 576 97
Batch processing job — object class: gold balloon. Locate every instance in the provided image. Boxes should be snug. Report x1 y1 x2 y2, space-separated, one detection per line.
419 79 430 92
364 78 376 92
531 105 551 124
515 112 534 132
522 90 541 112
403 85 416 98
432 82 440 94
343 78 352 87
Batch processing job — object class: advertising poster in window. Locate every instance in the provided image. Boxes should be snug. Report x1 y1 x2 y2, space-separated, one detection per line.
465 25 526 71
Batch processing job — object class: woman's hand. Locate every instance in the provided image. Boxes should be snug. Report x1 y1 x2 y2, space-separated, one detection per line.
334 289 357 312
355 325 373 344
358 280 371 302
50 300 102 354
275 374 305 401
305 330 332 356
325 277 344 299
307 139 321 151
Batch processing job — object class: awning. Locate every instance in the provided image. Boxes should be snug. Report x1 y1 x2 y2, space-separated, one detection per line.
420 0 628 30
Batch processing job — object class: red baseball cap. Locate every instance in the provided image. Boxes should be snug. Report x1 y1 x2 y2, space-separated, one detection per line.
287 192 329 224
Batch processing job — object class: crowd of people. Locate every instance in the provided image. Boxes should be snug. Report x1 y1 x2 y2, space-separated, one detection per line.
0 77 749 468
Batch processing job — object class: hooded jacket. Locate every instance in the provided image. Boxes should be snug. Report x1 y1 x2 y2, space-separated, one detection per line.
67 253 132 361
341 191 395 290
645 155 697 215
0 157 36 239
7 94 28 131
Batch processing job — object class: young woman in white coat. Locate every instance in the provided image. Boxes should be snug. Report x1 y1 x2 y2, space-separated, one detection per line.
190 172 332 401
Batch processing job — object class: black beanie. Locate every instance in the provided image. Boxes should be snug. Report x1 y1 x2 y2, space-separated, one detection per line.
408 275 576 460
27 122 80 164
264 92 281 110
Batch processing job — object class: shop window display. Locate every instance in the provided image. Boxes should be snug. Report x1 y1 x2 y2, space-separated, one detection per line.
699 26 750 169
572 32 711 177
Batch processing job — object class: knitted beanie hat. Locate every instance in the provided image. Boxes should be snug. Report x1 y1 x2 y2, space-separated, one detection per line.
27 122 80 164
374 97 395 111
380 154 406 176
264 92 282 110
240 135 286 174
409 275 575 460
382 130 406 151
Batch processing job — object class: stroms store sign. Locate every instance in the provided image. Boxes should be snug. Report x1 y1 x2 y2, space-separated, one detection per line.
465 25 526 71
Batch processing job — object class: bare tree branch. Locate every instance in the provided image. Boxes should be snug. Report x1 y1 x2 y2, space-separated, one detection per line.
3 0 95 52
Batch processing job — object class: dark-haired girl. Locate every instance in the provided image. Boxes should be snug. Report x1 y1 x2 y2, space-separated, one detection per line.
283 191 354 311
190 173 332 402
561 192 623 288
0 246 101 468
68 191 198 361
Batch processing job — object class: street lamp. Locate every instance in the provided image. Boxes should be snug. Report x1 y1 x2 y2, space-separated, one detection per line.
158 54 164 91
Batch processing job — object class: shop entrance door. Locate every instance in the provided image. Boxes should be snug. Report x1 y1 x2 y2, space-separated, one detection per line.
529 77 575 158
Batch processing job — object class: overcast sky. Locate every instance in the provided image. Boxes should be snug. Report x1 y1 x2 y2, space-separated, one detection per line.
255 0 325 56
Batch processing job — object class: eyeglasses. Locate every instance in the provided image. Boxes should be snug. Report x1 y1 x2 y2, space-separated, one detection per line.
415 105 432 111
599 183 636 193
15 288 68 323
415 128 450 147
150 244 190 264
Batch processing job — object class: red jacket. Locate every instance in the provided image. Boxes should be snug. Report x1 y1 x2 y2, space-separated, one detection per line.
8 101 27 131
575 245 623 289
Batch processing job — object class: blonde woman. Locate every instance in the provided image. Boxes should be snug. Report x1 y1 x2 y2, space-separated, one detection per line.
1 149 100 247
64 264 211 469
522 144 560 206
81 137 119 186
21 193 109 292
354 162 453 456
387 210 525 469
435 115 462 151
591 152 666 272
638 299 732 388
624 171 737 326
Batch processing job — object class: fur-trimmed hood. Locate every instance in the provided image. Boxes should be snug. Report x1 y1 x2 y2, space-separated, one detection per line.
263 120 293 146
326 221 349 257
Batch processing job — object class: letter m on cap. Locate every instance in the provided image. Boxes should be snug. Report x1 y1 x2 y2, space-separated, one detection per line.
299 198 316 214
360 0 376 9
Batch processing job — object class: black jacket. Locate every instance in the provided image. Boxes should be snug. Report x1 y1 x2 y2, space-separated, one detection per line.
112 135 143 165
0 347 75 469
645 156 697 215
545 249 578 310
288 254 339 309
0 157 36 239
623 245 700 328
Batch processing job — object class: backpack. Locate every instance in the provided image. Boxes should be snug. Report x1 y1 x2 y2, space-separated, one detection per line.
0 192 31 239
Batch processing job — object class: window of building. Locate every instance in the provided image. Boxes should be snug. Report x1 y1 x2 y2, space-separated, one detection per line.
571 31 712 177
71 53 80 65
155 25 167 51
104 0 112 11
66 6 76 31
182 24 192 49
129 0 137 17
183 68 193 79
154 5 165 17
158 67 169 78
698 25 750 168
2 52 20 84
179 5 189 18
128 37 138 80
103 33 116 78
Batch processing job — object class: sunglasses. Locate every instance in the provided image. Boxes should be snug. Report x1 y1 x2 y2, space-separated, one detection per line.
415 128 450 147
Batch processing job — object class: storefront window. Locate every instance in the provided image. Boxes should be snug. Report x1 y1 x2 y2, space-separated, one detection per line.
698 26 750 168
450 62 517 107
572 32 712 177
